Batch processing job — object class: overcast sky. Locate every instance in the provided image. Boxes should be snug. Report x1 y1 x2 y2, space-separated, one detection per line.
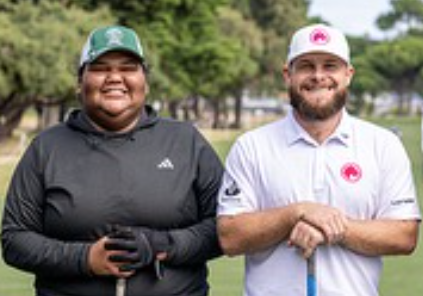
308 0 392 39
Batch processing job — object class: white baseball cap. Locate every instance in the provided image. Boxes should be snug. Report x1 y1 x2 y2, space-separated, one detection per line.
287 23 350 65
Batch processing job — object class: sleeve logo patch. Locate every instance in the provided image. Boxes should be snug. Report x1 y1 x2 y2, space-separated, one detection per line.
224 181 241 196
391 198 415 206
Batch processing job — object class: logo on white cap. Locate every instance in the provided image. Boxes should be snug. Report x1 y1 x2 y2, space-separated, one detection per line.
310 28 330 45
287 24 350 65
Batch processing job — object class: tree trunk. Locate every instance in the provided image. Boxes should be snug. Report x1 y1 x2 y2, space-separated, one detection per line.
0 94 28 143
192 96 201 122
0 107 25 143
211 99 221 129
182 98 190 121
168 100 179 119
232 89 243 129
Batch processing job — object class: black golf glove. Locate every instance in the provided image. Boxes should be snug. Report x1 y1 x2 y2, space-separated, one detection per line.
105 225 172 272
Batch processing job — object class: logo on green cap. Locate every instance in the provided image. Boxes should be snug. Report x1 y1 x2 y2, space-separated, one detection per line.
80 25 144 68
105 28 125 46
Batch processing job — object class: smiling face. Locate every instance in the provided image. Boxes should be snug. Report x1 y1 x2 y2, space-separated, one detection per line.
283 52 354 122
79 51 148 132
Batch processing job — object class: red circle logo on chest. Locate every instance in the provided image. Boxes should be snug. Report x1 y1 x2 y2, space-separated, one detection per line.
341 163 362 183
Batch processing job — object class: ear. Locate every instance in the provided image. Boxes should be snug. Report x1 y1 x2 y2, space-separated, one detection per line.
282 63 292 87
346 66 355 86
75 85 83 102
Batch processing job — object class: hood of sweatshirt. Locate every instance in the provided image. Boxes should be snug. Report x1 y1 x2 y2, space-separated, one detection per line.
67 105 159 135
66 105 159 148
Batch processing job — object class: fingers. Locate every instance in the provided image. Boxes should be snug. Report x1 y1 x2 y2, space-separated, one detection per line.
108 251 140 263
88 236 134 278
105 238 138 252
288 203 350 259
288 220 324 258
89 226 164 277
108 226 135 239
106 230 154 272
301 204 348 244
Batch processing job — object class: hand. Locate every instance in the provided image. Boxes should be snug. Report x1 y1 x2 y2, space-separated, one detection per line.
288 220 325 258
301 203 348 245
88 236 134 278
105 225 172 272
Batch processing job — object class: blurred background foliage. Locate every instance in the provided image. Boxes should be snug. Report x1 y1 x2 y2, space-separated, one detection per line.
1 0 423 140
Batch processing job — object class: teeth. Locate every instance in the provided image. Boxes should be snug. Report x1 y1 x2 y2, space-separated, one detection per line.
311 90 327 96
309 87 327 92
104 89 126 94
307 86 332 92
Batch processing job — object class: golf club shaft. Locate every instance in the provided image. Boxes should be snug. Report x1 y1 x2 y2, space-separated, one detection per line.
307 252 316 296
116 278 126 296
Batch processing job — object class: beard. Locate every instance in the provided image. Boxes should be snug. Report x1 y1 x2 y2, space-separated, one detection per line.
289 82 348 121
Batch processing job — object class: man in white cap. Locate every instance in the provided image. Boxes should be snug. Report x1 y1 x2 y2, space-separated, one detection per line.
217 23 420 296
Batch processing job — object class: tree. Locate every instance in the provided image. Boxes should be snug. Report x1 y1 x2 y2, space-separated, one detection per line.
345 36 386 115
365 36 423 115
247 0 309 94
377 0 423 36
216 6 262 128
0 1 115 141
349 55 389 115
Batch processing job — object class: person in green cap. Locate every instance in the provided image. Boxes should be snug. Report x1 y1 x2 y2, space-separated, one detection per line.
1 25 223 296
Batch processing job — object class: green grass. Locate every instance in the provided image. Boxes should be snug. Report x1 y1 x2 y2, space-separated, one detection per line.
209 257 244 296
369 116 423 296
0 115 422 296
0 195 34 295
0 259 33 296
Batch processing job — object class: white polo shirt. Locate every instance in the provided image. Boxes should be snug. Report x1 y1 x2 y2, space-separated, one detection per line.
218 109 420 296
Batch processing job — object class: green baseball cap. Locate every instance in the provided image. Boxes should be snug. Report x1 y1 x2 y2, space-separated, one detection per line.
79 25 145 68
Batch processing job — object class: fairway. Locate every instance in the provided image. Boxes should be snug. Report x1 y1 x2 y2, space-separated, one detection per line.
1 116 423 295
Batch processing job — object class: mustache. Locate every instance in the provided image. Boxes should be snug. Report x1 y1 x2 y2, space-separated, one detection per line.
289 85 348 121
300 78 337 90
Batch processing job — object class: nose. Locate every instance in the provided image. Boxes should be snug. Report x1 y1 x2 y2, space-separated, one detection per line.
311 66 327 81
105 68 124 83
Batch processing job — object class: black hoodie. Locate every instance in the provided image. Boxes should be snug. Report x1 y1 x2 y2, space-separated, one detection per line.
1 106 224 296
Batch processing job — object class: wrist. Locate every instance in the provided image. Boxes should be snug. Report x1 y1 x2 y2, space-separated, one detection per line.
338 218 351 246
294 202 308 224
148 230 173 255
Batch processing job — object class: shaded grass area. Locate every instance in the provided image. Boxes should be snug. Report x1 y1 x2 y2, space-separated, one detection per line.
0 116 422 296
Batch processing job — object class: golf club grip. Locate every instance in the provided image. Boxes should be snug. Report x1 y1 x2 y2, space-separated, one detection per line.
116 278 126 296
307 253 316 296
